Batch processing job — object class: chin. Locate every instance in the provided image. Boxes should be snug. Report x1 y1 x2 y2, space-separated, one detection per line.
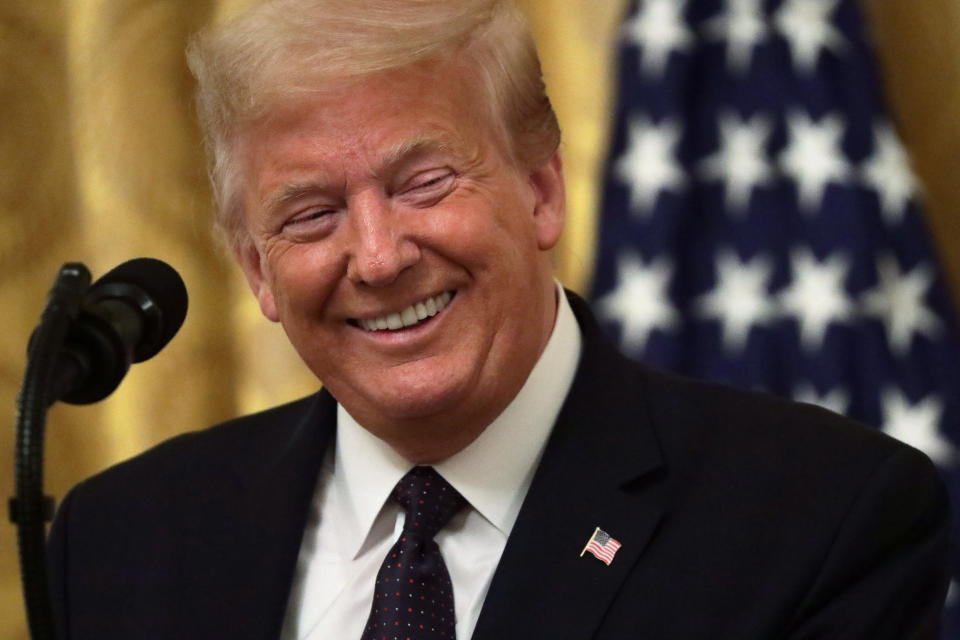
374 382 470 421
362 363 480 422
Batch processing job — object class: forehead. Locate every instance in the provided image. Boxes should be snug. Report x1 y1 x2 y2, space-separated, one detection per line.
242 58 501 167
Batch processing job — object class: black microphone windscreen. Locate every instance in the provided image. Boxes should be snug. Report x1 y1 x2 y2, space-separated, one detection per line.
93 257 189 357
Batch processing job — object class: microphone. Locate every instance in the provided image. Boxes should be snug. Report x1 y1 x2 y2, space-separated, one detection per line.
44 258 189 405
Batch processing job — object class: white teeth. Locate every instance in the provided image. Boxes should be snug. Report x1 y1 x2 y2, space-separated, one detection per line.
357 291 454 332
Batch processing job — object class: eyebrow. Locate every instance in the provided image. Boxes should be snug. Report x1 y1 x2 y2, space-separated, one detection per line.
375 132 477 178
262 180 331 214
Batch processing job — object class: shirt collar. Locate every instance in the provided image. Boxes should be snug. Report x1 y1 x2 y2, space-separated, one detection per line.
333 284 582 557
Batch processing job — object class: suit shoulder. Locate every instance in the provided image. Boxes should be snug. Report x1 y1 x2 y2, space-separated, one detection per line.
69 392 326 497
629 365 948 563
634 365 937 485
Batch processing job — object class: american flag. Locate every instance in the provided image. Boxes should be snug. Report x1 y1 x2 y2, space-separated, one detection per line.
590 0 960 633
581 527 622 565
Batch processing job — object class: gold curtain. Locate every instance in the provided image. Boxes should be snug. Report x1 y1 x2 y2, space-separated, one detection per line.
1 1 958 635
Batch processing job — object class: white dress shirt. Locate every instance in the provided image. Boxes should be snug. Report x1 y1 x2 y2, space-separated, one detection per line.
280 286 582 640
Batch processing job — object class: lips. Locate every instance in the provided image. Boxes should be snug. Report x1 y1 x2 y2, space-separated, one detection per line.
354 290 454 332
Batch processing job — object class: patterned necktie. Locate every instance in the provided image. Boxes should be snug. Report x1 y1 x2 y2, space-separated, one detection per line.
361 466 467 640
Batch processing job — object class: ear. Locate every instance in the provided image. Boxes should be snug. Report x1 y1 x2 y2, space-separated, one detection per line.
527 151 566 251
233 241 280 322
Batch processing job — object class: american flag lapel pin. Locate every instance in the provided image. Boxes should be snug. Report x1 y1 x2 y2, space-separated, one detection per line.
580 526 622 565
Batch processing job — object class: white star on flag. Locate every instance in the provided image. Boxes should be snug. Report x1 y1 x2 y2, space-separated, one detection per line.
779 111 851 213
598 252 679 353
695 250 776 352
861 254 940 356
778 249 854 352
623 0 694 77
881 387 955 467
703 0 769 73
793 383 850 415
860 122 920 226
699 112 774 214
615 116 686 217
774 0 845 73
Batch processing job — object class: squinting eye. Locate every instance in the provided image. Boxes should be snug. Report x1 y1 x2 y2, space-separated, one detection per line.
406 170 453 192
281 207 341 241
288 209 334 226
415 175 447 189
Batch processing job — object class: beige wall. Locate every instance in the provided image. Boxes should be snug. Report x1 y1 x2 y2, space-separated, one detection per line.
1 1 957 636
863 0 960 300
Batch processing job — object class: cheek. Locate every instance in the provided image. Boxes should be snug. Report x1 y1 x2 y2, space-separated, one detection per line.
264 243 341 317
429 187 537 262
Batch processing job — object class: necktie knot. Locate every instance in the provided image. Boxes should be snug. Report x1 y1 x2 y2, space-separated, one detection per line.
392 466 465 540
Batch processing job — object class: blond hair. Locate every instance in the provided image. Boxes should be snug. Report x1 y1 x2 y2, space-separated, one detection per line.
186 0 560 246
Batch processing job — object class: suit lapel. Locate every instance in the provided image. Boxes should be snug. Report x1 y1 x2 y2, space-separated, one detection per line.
187 390 337 639
473 294 666 640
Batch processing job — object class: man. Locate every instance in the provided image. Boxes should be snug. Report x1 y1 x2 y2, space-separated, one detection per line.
47 1 950 638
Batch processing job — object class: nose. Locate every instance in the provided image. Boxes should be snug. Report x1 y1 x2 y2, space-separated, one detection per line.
346 192 420 287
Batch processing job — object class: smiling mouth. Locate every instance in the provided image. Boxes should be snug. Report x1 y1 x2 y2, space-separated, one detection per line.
352 290 454 332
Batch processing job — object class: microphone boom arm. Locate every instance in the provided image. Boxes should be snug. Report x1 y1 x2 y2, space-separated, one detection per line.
11 262 92 640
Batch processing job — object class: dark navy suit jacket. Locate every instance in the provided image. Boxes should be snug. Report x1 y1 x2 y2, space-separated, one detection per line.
48 293 951 638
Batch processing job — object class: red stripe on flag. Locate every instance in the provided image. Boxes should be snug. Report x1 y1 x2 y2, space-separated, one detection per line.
585 537 621 565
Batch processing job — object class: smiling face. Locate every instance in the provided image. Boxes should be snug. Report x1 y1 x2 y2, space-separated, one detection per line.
233 57 565 462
